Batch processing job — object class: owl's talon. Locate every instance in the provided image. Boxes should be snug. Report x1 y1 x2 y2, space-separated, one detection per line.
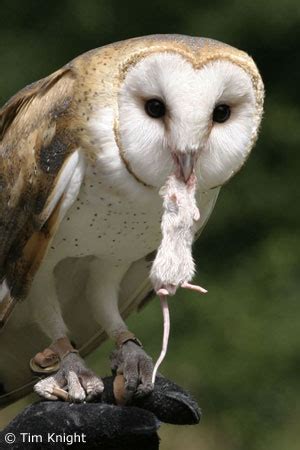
111 340 153 404
34 353 103 402
34 376 63 401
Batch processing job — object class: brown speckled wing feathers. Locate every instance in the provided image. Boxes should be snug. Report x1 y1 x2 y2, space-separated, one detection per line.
0 66 78 313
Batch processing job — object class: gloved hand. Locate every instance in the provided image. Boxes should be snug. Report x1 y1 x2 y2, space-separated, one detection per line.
1 375 201 449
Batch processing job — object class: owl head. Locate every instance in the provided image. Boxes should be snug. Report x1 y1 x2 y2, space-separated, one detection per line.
88 35 264 193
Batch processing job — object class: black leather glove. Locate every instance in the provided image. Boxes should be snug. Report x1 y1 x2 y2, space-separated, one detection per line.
1 375 201 449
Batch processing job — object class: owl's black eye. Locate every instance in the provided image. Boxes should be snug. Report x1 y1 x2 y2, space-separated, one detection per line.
213 104 231 123
145 99 166 119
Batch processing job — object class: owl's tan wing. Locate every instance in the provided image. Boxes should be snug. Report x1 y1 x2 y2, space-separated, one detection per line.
0 65 79 326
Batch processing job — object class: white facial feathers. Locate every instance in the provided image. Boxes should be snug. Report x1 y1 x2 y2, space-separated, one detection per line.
197 60 257 189
117 52 258 190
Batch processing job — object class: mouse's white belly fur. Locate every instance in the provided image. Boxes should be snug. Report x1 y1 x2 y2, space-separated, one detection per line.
47 164 163 269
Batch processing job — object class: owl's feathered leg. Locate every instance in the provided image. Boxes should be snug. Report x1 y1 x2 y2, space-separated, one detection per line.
86 259 154 403
30 267 103 402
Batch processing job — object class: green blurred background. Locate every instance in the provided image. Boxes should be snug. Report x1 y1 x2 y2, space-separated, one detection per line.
0 1 299 449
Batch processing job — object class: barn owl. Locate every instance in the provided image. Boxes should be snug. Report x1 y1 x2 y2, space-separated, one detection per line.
0 34 264 405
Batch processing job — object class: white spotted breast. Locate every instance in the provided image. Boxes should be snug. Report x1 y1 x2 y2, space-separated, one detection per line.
47 163 163 267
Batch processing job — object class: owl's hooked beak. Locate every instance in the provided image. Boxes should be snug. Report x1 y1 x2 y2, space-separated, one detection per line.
173 152 197 184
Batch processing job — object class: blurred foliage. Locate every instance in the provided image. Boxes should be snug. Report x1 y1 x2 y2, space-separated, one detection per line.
0 1 300 449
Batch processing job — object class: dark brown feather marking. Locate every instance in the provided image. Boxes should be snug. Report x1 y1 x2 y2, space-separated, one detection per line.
0 65 77 311
39 134 69 174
